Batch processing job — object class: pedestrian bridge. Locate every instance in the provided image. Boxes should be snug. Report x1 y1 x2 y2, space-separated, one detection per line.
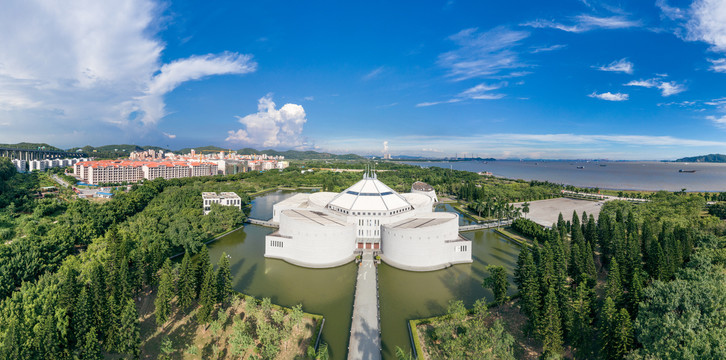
246 218 279 228
458 219 512 231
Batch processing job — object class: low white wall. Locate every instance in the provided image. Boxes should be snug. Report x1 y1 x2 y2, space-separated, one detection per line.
265 210 356 267
381 213 471 269
401 193 434 215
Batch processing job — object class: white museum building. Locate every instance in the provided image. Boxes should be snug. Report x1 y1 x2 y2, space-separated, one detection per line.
265 172 472 271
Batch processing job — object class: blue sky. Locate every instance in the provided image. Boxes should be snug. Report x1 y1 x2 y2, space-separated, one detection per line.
1 0 726 159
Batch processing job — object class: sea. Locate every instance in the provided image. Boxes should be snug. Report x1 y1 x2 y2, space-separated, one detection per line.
404 160 726 192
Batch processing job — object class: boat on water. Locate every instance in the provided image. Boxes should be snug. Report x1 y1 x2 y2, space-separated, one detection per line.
577 166 585 169
599 164 607 167
678 169 696 173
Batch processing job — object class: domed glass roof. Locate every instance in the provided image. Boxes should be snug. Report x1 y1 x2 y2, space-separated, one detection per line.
326 173 413 213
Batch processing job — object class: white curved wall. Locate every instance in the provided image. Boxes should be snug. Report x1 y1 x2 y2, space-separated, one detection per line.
401 193 434 215
381 212 471 269
411 188 438 203
265 210 356 267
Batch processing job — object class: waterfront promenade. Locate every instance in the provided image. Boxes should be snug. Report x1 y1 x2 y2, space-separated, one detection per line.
348 251 381 360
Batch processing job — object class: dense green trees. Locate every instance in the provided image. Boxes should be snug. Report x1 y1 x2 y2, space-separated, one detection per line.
216 252 232 304
177 252 196 311
508 191 725 359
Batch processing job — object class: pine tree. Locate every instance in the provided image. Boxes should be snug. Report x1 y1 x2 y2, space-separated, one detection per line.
197 263 216 324
612 308 633 359
606 259 622 304
79 327 102 360
627 270 643 318
599 297 617 359
105 294 122 352
155 258 175 327
73 286 92 349
89 263 108 342
196 245 210 298
539 286 563 357
118 299 141 360
516 248 541 332
570 280 594 357
39 314 62 360
647 240 666 280
177 252 196 311
482 265 508 305
583 241 597 281
216 252 232 305
569 243 584 281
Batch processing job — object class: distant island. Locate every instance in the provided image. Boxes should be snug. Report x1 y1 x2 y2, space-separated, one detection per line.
675 154 726 163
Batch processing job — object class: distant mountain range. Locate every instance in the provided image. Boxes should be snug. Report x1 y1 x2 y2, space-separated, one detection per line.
0 142 65 152
674 154 726 163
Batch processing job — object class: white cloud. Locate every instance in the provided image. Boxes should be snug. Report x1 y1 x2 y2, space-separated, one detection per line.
707 115 726 128
162 132 176 139
708 58 726 72
0 0 255 145
625 78 686 96
304 96 315 101
362 66 385 81
658 81 686 96
686 0 726 51
530 44 567 53
658 1 726 55
226 94 308 148
588 92 629 101
417 82 505 107
522 15 640 33
625 79 658 88
596 58 634 74
437 27 530 80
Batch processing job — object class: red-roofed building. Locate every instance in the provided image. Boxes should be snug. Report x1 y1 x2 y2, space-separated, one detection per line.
74 160 218 184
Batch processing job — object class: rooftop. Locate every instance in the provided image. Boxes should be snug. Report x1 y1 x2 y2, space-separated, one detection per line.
385 212 457 229
326 173 412 212
411 181 434 192
282 209 348 227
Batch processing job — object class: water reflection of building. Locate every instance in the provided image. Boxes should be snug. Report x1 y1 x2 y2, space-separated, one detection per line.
265 173 472 271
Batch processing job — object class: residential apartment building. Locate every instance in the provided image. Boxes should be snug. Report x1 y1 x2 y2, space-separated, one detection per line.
74 160 218 185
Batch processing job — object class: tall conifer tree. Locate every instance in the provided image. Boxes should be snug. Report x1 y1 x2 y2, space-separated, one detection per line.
216 252 232 304
177 252 196 311
155 258 174 327
118 299 141 360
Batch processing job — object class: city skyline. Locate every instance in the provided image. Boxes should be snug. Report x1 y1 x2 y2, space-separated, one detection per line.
1 0 725 159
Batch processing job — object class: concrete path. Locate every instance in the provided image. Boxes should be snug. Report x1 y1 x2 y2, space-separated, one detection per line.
348 251 381 360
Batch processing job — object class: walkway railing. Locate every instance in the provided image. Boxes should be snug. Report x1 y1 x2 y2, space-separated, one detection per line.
459 219 512 231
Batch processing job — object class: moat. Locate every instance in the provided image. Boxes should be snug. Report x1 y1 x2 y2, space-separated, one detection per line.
206 190 521 359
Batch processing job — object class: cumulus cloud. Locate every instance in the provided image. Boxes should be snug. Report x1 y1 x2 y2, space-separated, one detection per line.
625 78 686 96
588 92 629 101
437 27 530 80
226 94 308 148
596 58 634 74
658 0 726 72
522 15 640 33
0 0 255 145
162 132 176 139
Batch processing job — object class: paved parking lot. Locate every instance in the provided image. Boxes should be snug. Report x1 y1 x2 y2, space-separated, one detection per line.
512 198 605 227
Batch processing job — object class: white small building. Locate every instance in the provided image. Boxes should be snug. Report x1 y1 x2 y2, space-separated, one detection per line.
265 174 471 271
29 160 47 171
411 181 438 203
202 192 242 215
